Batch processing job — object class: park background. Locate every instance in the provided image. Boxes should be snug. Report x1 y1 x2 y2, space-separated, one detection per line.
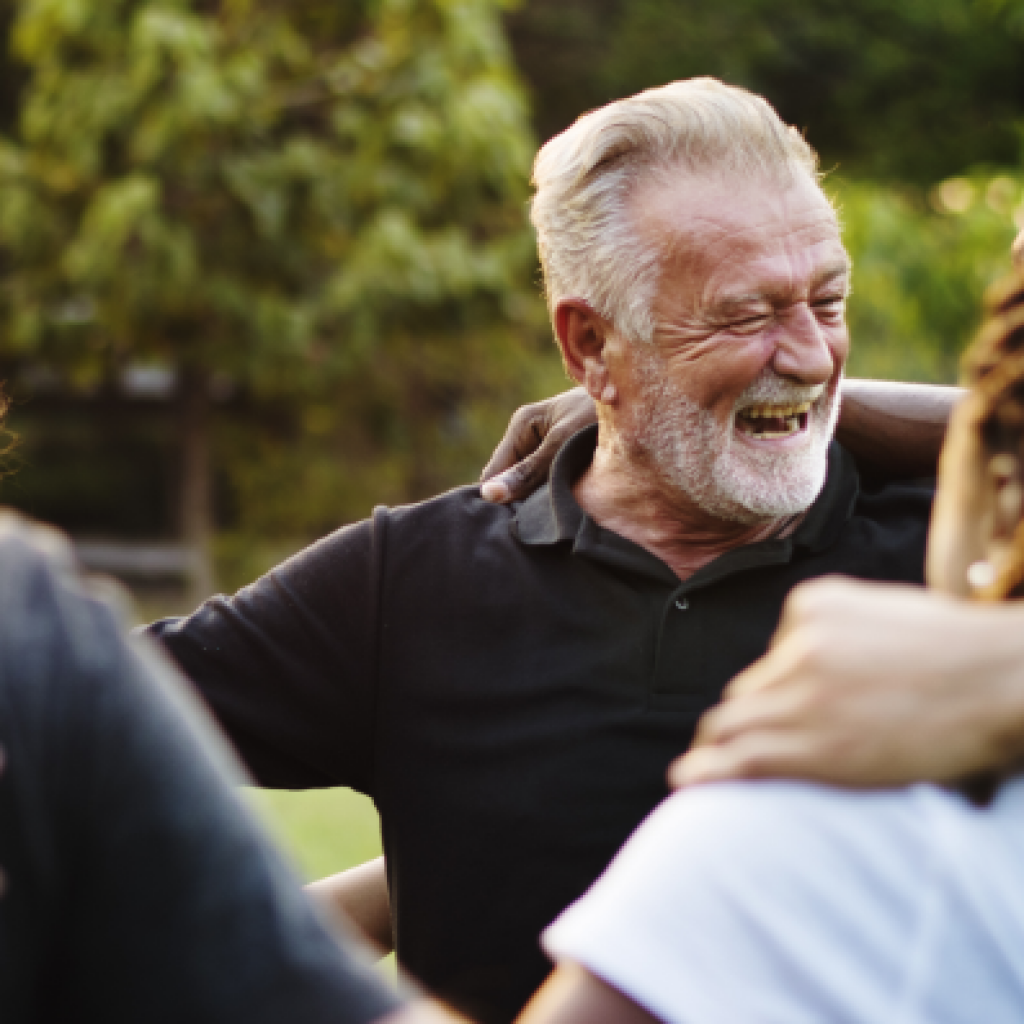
1 0 1024 909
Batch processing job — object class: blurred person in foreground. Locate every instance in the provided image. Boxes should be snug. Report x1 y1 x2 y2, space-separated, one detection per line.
143 79 939 1023
512 269 1024 1024
0 447 455 1022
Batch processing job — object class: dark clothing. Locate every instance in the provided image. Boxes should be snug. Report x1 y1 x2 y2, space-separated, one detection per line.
0 516 405 1024
148 426 933 1024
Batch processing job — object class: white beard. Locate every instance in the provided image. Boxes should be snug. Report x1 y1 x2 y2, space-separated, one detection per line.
630 360 841 524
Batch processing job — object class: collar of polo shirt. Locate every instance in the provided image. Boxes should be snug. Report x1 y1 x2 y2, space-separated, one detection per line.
513 425 859 585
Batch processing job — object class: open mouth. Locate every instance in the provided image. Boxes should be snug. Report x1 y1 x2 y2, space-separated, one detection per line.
735 401 813 440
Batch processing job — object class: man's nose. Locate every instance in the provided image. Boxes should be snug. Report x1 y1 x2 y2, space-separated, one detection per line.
770 304 837 386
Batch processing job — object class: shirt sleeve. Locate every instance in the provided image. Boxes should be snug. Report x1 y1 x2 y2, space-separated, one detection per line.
541 782 936 1024
143 513 386 792
0 535 407 1024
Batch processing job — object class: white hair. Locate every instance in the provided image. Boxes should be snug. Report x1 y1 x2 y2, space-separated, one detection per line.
530 78 822 343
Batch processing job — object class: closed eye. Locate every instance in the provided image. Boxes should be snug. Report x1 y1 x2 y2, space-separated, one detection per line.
727 313 772 335
813 297 846 322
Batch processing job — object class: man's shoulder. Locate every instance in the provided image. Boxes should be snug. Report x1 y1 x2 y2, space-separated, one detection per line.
835 473 933 584
851 474 934 531
358 484 529 588
387 482 512 523
283 485 519 591
381 483 517 545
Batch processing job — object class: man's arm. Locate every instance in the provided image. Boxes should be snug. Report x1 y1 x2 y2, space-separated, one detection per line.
837 380 962 481
481 381 961 503
516 964 658 1024
671 577 1024 790
309 857 394 956
381 1006 470 1024
143 517 383 791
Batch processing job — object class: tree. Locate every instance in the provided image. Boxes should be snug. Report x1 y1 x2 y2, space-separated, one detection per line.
508 0 1024 182
0 0 547 599
836 174 1022 382
507 0 1024 382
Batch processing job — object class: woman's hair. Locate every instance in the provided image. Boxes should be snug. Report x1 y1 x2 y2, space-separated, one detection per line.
0 386 14 479
962 270 1024 597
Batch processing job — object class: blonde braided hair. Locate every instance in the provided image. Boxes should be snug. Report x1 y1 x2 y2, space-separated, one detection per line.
962 270 1024 598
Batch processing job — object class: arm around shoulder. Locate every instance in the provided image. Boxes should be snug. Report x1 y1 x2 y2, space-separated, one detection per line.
516 964 660 1024
309 856 394 956
837 380 962 481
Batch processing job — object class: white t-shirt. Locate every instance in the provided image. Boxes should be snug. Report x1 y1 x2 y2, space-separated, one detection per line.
543 777 1024 1024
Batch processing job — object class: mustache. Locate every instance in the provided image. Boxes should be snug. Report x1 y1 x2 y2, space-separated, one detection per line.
734 370 827 411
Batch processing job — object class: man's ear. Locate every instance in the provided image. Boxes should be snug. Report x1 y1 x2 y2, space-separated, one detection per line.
554 299 615 403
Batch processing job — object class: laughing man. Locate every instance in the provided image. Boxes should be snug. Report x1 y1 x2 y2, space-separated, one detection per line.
145 79 932 1024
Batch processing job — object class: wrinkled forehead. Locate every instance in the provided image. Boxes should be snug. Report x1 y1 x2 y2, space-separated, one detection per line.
632 169 847 294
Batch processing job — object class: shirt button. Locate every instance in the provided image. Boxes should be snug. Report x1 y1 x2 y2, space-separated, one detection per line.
675 598 689 610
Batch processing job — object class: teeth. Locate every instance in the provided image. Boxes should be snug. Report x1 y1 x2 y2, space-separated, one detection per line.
737 414 804 438
741 400 813 420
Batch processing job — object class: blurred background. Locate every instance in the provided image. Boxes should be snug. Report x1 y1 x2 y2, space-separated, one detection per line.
1 0 1023 890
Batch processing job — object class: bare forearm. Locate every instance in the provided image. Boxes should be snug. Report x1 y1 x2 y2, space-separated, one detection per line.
516 964 658 1024
378 1002 470 1024
308 856 394 956
837 379 963 480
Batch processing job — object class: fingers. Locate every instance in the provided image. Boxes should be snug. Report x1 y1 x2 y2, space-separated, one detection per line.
481 388 597 503
721 620 821 702
480 475 514 503
481 404 568 503
481 404 543 487
772 574 857 637
674 648 832 788
669 731 820 789
481 455 546 504
483 423 571 502
694 682 813 749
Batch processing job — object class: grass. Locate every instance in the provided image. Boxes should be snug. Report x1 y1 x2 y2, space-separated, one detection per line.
245 786 397 979
244 786 383 881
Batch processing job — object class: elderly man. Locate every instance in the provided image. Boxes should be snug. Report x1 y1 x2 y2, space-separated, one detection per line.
512 261 1024 1024
145 79 930 1024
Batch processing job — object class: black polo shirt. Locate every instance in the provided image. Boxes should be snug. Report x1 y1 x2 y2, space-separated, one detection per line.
147 426 932 1024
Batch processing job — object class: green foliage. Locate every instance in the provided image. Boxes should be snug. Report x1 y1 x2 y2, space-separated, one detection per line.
246 786 382 881
510 0 1024 182
835 173 1022 382
4 0 1024 543
0 0 555 535
508 0 1024 383
2 0 538 373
